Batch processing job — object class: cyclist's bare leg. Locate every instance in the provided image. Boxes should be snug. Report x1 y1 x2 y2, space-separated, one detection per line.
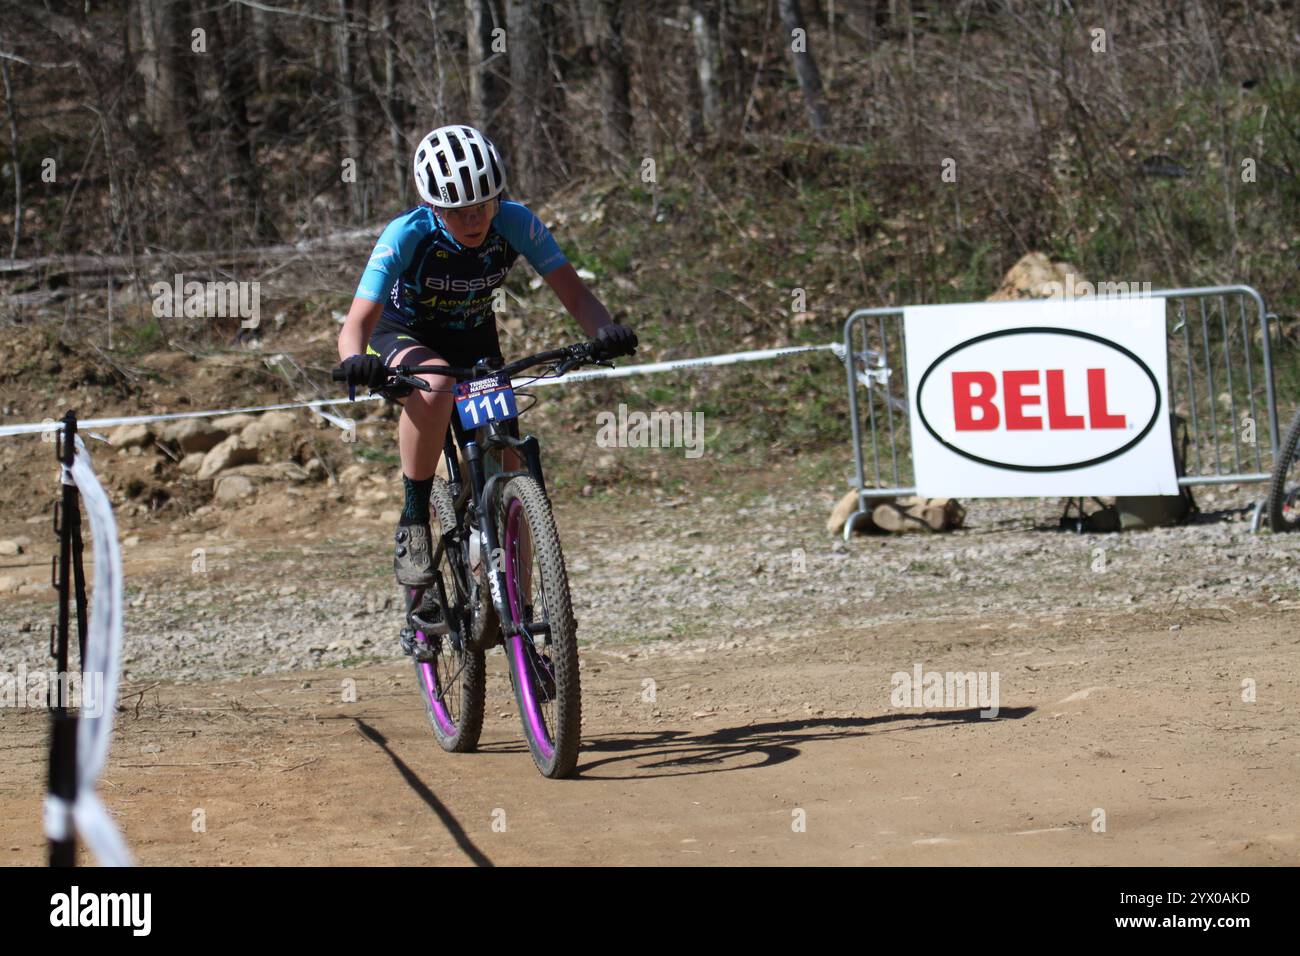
389 344 534 607
388 345 454 481
384 344 454 587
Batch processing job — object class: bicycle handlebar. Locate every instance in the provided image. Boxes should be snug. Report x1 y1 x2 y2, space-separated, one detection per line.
331 339 616 395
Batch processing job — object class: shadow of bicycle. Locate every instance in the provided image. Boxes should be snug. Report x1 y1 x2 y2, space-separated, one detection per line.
564 706 1034 780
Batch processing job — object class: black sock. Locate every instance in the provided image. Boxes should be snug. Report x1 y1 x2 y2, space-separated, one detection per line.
401 475 433 525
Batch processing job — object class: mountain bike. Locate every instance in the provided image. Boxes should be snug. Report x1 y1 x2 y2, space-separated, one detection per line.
334 340 613 777
1267 405 1300 532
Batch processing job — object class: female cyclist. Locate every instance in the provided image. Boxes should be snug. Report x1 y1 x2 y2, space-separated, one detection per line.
336 124 637 586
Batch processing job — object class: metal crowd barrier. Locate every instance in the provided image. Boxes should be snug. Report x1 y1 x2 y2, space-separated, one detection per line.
842 285 1279 536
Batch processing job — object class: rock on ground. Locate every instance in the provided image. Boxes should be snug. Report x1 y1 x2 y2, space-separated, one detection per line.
109 423 153 449
162 419 227 454
213 475 255 502
242 411 298 445
197 435 259 480
987 252 1086 301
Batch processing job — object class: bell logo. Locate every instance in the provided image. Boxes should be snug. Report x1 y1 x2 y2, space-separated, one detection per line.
952 368 1127 431
914 326 1162 472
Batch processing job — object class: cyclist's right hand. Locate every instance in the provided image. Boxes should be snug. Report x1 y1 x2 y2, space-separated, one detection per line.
338 353 388 389
593 322 638 360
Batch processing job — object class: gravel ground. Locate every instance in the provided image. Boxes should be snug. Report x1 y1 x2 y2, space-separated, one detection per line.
2 476 1298 683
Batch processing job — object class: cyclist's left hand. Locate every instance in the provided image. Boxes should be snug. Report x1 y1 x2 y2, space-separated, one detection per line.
595 323 637 359
339 353 388 389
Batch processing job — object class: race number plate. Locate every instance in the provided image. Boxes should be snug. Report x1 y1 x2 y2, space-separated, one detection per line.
454 371 518 429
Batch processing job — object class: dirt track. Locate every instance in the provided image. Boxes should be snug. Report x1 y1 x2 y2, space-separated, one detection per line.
2 464 1299 866
2 609 1298 865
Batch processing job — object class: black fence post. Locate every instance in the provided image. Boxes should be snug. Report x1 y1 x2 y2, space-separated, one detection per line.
48 409 79 867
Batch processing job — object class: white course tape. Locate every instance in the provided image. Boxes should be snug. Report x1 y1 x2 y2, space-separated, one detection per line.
67 436 133 866
0 341 843 438
43 794 72 841
306 401 358 430
0 396 376 438
525 342 844 386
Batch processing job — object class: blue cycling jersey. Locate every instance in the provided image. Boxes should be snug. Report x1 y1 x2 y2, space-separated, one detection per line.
355 200 567 336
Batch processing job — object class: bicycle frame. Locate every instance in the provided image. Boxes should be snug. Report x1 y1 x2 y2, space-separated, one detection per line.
437 386 550 649
367 341 605 651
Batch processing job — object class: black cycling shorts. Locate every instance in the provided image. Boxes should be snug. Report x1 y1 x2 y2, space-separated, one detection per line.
366 320 503 370
365 321 518 447
365 321 503 402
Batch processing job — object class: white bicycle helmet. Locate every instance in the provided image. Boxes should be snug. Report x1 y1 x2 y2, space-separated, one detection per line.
413 125 507 208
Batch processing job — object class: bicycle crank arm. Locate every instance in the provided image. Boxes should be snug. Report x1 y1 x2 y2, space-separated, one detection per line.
410 613 451 636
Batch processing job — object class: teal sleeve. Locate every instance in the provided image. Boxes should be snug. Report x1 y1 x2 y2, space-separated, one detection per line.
494 201 568 276
355 211 426 302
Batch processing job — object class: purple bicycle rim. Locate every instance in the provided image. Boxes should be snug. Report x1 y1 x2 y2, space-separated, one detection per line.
504 498 553 760
410 587 455 736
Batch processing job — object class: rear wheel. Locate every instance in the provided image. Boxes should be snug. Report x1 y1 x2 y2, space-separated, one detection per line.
499 476 580 778
1267 409 1300 532
413 477 485 752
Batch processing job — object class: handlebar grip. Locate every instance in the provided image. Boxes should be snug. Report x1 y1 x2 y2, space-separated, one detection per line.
331 366 347 382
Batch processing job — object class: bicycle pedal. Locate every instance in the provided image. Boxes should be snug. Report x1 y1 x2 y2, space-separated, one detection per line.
399 626 437 663
410 594 445 631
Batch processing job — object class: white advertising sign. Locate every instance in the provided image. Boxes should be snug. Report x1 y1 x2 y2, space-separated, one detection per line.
903 296 1178 497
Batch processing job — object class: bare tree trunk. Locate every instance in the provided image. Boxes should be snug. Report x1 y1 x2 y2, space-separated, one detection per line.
690 0 722 134
136 0 178 134
253 4 273 94
677 3 704 140
0 51 20 258
208 4 277 241
506 0 563 197
385 0 408 206
574 0 598 48
779 0 830 134
593 0 632 158
717 0 747 111
336 0 362 218
466 0 506 133
427 0 449 125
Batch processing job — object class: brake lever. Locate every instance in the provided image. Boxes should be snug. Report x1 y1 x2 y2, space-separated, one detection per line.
393 372 433 392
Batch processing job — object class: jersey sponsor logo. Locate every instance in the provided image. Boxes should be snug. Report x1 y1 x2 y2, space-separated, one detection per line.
367 243 397 267
422 267 509 293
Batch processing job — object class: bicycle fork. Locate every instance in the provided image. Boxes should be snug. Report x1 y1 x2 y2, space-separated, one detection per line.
464 440 549 646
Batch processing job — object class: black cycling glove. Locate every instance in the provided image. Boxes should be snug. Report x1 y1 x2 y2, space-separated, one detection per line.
594 323 638 359
339 353 388 389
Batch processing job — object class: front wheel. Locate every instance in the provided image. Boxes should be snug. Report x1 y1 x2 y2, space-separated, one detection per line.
1267 409 1300 532
414 477 485 752
499 476 581 778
